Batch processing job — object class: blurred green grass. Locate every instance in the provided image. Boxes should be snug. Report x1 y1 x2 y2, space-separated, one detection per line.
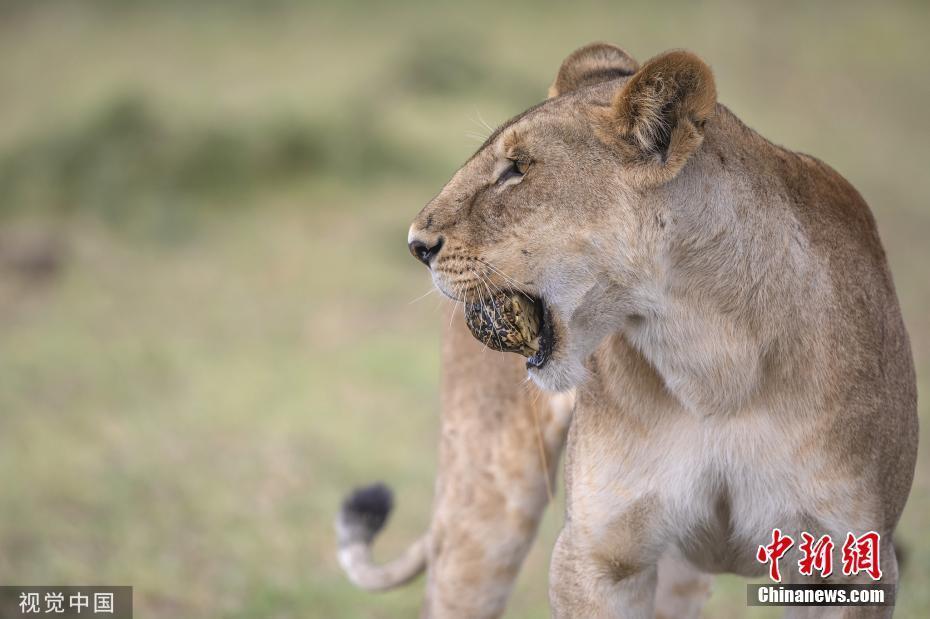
0 1 928 617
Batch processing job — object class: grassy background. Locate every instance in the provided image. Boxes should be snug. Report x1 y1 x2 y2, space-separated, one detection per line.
0 1 928 617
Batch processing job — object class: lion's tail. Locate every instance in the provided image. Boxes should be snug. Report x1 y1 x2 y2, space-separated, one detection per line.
335 483 428 591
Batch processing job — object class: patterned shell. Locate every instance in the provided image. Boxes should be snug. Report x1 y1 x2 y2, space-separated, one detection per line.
463 291 541 357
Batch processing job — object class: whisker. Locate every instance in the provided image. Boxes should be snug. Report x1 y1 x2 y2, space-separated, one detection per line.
472 270 508 352
477 259 534 300
474 108 495 134
478 270 517 335
480 266 507 297
520 376 536 397
474 269 514 352
433 296 445 313
532 385 543 406
472 278 504 348
466 108 493 138
448 297 459 329
408 287 438 305
530 397 554 504
466 287 489 354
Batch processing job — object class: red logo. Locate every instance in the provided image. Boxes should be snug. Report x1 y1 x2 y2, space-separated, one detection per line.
757 529 882 582
756 528 794 582
798 532 835 578
841 532 882 581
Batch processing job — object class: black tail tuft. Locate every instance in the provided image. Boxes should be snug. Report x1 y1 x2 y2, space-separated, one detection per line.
338 482 394 545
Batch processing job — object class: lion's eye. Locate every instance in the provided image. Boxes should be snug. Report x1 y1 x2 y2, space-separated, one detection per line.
497 158 529 185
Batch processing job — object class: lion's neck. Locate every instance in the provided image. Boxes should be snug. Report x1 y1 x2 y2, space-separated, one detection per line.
616 126 826 416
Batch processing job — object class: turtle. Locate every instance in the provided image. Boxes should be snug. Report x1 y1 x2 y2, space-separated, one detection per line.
463 290 542 357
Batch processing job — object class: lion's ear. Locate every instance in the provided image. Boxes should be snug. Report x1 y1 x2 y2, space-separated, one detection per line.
609 50 716 185
548 43 639 98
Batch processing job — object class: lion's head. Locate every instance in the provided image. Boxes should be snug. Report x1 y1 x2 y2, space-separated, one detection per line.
408 44 717 391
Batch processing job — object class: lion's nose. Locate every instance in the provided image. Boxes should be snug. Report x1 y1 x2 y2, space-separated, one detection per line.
408 236 444 267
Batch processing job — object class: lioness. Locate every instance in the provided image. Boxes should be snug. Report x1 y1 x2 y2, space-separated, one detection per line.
407 43 917 618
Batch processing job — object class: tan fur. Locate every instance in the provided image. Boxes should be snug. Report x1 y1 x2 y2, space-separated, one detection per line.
548 43 639 99
408 44 917 618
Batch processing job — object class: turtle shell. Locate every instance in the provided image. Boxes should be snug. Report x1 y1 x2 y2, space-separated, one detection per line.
463 290 542 357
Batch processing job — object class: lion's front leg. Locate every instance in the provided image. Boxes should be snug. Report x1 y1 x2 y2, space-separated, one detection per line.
653 550 713 619
549 522 661 619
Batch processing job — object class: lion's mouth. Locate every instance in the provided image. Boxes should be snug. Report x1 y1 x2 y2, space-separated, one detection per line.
462 290 554 369
527 300 554 370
